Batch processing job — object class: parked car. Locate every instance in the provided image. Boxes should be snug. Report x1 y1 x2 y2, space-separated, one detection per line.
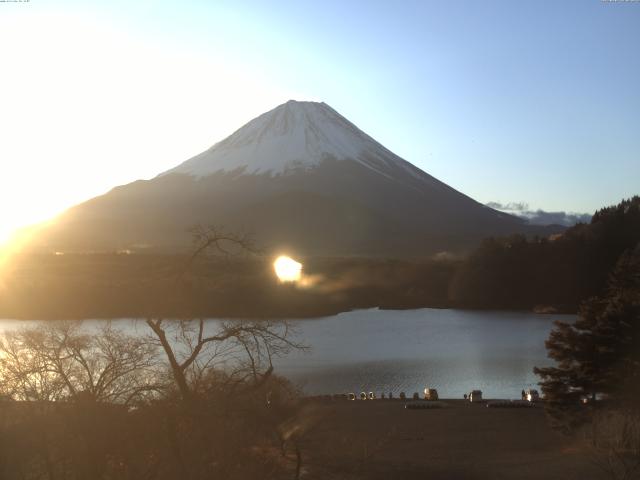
424 388 439 401
368 391 376 400
524 389 540 402
347 393 356 401
359 392 367 400
468 390 483 402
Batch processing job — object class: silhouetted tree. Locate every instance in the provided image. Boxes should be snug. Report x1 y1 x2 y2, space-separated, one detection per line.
534 244 640 432
0 227 307 480
140 226 307 479
450 196 640 311
145 225 305 401
145 318 303 401
0 321 161 404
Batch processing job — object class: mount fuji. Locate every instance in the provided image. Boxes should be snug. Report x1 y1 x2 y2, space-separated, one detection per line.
38 100 553 256
162 100 426 180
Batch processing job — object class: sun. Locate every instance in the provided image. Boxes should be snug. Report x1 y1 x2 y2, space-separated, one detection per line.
274 255 302 282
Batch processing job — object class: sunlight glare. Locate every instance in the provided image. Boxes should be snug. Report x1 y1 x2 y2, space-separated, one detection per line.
274 256 302 283
0 11 299 241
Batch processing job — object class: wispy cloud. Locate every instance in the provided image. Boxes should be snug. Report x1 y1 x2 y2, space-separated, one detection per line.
487 201 591 227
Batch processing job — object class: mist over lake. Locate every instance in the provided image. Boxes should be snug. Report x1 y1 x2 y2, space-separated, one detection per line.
0 308 569 399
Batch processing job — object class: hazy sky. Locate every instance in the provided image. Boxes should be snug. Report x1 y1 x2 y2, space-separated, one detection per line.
1 0 639 244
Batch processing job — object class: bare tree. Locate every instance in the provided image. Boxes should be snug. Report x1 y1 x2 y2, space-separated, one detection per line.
146 226 306 401
145 318 304 401
0 321 162 405
0 326 67 401
179 225 258 282
0 226 308 480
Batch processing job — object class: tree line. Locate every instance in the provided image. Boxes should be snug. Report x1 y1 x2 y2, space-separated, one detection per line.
2 198 638 320
450 196 640 311
527 198 640 480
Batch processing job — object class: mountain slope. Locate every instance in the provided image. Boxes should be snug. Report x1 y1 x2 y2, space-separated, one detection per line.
37 100 555 256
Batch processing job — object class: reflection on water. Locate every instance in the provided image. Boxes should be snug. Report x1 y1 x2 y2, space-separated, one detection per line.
0 308 572 399
271 308 570 399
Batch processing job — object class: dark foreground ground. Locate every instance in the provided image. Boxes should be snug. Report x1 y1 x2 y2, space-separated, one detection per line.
297 400 602 480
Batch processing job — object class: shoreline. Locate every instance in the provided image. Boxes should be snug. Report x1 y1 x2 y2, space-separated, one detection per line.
0 305 578 322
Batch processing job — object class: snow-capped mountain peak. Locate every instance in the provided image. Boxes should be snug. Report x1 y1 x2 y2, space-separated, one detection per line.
162 100 417 178
40 99 551 257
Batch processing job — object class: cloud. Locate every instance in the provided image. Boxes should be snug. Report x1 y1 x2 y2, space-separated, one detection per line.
486 201 529 212
487 201 592 227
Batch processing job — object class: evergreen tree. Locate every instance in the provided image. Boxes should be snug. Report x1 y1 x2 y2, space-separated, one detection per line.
450 196 640 311
534 244 640 432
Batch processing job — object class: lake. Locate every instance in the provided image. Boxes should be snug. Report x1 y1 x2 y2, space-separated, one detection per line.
0 308 571 399
272 308 569 399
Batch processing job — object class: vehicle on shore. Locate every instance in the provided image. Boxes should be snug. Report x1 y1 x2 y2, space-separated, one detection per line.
424 388 439 400
468 390 483 402
524 389 540 402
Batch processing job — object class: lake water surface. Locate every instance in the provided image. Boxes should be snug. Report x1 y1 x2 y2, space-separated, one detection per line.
0 308 572 400
272 308 570 399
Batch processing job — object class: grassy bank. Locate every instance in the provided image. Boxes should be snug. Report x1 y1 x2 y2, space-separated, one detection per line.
298 399 601 479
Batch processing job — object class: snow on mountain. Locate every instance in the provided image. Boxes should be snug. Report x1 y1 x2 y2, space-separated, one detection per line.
162 100 421 179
